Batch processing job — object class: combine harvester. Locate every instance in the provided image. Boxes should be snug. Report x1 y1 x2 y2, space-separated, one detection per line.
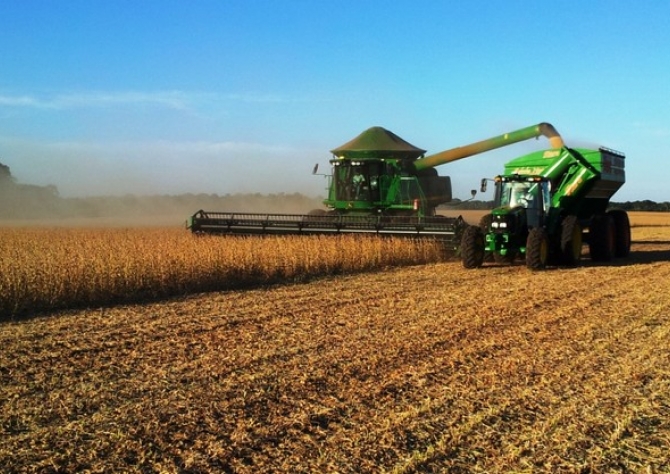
460 130 629 270
187 123 570 249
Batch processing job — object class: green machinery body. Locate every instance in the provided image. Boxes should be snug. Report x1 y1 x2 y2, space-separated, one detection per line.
461 134 629 270
187 123 565 246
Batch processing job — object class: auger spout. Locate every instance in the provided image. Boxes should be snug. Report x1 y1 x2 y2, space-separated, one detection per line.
414 122 564 171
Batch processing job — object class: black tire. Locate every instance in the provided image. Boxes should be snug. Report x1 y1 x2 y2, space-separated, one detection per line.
560 215 582 266
526 227 549 270
461 225 485 269
607 209 631 257
589 213 615 261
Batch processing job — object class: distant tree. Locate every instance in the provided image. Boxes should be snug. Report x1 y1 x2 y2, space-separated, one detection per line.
0 162 15 183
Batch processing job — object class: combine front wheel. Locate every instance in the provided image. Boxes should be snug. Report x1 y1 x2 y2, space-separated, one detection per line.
461 225 485 268
526 227 549 270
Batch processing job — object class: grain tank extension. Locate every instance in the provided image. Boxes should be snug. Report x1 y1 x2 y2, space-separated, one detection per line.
460 128 629 270
187 123 565 246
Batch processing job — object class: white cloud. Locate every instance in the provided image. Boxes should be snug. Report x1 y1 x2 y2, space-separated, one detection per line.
0 91 198 111
0 90 328 112
0 95 44 107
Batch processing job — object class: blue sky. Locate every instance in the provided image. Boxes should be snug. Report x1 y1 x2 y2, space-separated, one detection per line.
1 1 668 201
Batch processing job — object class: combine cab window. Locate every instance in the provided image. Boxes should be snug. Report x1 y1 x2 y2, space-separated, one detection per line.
333 163 381 201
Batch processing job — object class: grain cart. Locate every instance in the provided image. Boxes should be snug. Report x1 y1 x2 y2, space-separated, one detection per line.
186 123 565 247
460 131 629 270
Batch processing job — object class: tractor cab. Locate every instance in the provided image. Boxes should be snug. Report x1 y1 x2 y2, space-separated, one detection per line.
492 175 551 230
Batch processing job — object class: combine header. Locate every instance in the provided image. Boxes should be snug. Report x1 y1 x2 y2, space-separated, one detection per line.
187 123 566 246
187 211 464 241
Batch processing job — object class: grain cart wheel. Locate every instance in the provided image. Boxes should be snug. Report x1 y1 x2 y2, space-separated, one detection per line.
589 213 615 261
526 227 549 270
560 215 582 266
607 209 631 257
461 225 485 268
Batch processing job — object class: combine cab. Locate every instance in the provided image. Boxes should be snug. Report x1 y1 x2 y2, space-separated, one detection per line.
187 123 567 248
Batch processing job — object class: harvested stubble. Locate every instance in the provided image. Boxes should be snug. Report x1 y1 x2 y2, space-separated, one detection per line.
0 227 446 318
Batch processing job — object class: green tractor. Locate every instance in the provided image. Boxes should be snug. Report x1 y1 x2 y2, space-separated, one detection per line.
460 141 630 270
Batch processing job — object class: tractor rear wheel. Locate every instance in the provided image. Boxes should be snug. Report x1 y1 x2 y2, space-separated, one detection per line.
561 215 582 266
526 227 549 270
589 213 615 261
461 225 485 268
607 209 631 257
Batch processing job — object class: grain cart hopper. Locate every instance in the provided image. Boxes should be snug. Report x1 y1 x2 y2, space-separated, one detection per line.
460 128 629 270
186 123 565 246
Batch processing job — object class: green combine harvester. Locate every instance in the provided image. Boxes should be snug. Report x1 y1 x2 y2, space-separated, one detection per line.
187 123 571 248
460 131 629 269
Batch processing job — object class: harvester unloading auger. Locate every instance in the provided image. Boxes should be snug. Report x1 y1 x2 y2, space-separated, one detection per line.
186 123 567 246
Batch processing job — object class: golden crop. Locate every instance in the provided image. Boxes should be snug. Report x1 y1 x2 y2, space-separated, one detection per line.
1 227 447 318
1 211 666 318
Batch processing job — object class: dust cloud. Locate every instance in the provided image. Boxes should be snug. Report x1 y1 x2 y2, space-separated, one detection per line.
0 138 328 226
0 168 324 227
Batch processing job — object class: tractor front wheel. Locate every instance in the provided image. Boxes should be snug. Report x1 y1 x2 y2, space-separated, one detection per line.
526 227 549 270
461 225 485 269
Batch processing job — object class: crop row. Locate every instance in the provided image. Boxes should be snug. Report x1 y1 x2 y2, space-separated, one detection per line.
0 228 446 318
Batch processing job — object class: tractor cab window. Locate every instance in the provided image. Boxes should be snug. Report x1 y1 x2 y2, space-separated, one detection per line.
501 182 533 208
497 179 550 228
499 180 550 211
